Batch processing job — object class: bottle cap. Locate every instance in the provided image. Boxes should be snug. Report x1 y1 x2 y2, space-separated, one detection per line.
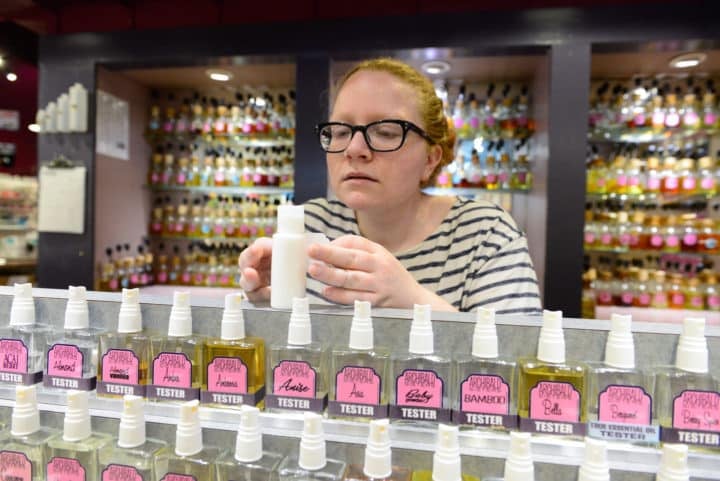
472 307 498 358
432 424 462 481
364 419 392 479
175 400 203 457
11 385 40 436
9 283 35 327
234 405 263 463
298 412 326 471
348 300 374 350
117 288 142 333
64 286 89 330
676 317 708 373
504 432 534 481
578 438 609 481
63 390 91 442
657 444 689 481
277 204 304 235
287 297 312 346
167 291 192 337
118 395 146 448
409 304 434 355
604 313 635 369
221 293 246 340
537 310 565 363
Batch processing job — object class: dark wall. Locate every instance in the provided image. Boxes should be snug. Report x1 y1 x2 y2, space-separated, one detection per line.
0 60 38 176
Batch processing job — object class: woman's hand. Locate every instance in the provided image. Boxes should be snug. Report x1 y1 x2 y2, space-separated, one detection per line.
238 237 273 302
307 234 456 310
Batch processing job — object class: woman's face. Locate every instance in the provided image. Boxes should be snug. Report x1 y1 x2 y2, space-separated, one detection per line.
327 70 441 212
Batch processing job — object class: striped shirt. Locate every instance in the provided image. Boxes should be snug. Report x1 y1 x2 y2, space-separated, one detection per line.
304 197 542 314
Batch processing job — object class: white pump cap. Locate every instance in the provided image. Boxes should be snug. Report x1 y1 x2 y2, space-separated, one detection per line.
234 405 263 463
11 385 40 436
221 293 246 340
657 444 689 481
10 283 35 327
175 400 203 457
63 390 91 442
117 288 142 334
287 297 312 346
604 314 635 369
299 412 326 471
675 317 708 374
409 304 434 355
167 291 192 337
364 419 392 479
472 307 498 358
349 300 374 350
118 395 146 448
432 424 461 481
537 310 565 364
504 432 534 481
277 205 305 235
64 286 89 330
578 438 609 481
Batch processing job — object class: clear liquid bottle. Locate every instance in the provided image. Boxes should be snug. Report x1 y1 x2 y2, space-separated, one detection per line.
202 293 265 408
343 419 412 481
454 307 517 430
390 304 452 423
97 288 151 398
410 424 479 481
329 301 390 420
266 297 329 413
165 400 222 481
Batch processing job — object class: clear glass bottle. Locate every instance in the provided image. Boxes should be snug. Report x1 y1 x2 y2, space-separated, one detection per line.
594 271 614 307
667 274 686 310
684 277 704 311
633 269 651 308
343 419 411 481
277 413 347 481
649 270 669 309
703 271 720 312
165 400 222 481
697 155 716 195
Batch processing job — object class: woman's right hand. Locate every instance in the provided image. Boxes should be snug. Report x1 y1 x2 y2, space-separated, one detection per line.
238 237 273 302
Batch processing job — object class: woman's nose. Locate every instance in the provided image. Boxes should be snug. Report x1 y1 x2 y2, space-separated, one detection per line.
344 130 372 160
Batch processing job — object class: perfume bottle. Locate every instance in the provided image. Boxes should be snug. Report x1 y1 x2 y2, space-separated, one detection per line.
390 304 452 423
329 300 390 420
0 386 58 481
202 293 265 407
97 288 151 398
517 310 586 435
410 424 479 481
266 297 329 413
482 431 534 481
99 395 169 481
46 391 113 481
148 291 204 402
44 286 104 391
0 283 52 385
577 438 609 481
215 405 284 481
165 400 222 481
655 317 720 447
343 419 412 481
453 307 517 429
656 444 689 481
277 412 347 481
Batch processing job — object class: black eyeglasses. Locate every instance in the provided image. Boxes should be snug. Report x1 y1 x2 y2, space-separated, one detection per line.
315 119 435 153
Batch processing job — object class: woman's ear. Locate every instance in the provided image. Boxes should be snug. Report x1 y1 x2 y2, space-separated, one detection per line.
422 144 444 182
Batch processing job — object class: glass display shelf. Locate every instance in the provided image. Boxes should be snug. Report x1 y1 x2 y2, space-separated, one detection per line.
585 246 718 257
588 127 716 144
146 185 293 196
586 192 718 203
145 132 294 147
424 187 529 196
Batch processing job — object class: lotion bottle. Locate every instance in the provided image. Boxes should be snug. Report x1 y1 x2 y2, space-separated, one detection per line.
270 205 306 309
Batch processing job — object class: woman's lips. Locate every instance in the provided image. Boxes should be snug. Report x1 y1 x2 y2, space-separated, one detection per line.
344 172 378 182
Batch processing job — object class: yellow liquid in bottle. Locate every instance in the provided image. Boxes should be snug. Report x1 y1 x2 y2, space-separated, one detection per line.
203 338 265 408
517 360 586 422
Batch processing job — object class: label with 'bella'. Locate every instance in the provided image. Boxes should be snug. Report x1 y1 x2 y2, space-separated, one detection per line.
102 464 143 481
395 369 443 408
0 451 32 481
529 381 581 422
597 384 652 425
47 457 86 481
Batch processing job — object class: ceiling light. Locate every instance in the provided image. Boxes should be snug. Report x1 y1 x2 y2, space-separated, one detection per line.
421 60 451 76
206 69 233 82
28 123 40 133
5 72 17 82
669 52 707 69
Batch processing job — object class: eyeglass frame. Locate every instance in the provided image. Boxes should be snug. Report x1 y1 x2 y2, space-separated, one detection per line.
314 119 436 153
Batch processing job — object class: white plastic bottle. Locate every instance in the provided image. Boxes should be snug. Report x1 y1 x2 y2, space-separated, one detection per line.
270 205 307 309
656 444 689 481
577 438 609 481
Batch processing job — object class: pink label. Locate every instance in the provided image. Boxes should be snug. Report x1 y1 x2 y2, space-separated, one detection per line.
584 233 595 244
150 173 160 184
161 475 196 481
152 353 192 388
161 173 171 185
638 293 651 306
485 174 498 184
249 226 259 236
690 296 704 308
174 223 184 233
157 272 168 283
214 120 226 133
219 275 230 285
273 360 316 398
176 173 186 185
616 175 628 187
629 234 640 247
619 234 631 246
0 450 32 481
47 457 86 481
683 234 698 246
628 176 640 186
214 172 225 183
225 226 235 236
207 357 248 394
102 464 143 481
194 273 204 284
529 381 581 422
109 279 119 290
181 273 191 284
485 117 496 127
206 274 217 285
682 177 697 191
595 177 606 187
240 225 251 235
265 226 275 236
664 177 679 189
499 172 509 183
130 274 139 285
652 112 665 126
647 177 661 190
335 366 381 405
666 113 680 128
683 112 699 126
633 114 646 126
704 113 717 126
600 233 612 245
672 293 685 305
460 374 510 414
0 339 28 373
666 235 680 247
47 344 83 378
469 117 480 129
242 173 252 183
701 177 715 190
597 291 612 304
654 292 668 304
709 295 720 308
621 293 634 304
203 122 212 134
151 223 162 233
650 235 663 247
395 369 443 408
453 117 464 129
672 390 720 431
598 385 652 425
252 174 263 183
268 175 278 185
101 349 139 385
214 225 224 235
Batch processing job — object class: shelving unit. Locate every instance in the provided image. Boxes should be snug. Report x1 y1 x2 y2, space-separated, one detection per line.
148 185 292 196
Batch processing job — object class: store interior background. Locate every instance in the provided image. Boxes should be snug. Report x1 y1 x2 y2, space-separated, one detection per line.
0 0 718 318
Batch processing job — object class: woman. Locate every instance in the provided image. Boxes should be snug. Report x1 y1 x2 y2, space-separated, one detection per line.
239 58 541 313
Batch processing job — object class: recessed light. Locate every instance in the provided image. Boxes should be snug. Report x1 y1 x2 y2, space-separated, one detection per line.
206 69 233 82
27 123 40 133
669 52 707 69
421 60 451 76
5 72 17 82
0 57 5 68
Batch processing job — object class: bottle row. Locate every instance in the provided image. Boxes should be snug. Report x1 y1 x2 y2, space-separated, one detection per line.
2 285 719 449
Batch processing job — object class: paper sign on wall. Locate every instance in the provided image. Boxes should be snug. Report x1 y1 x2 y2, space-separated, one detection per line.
0 110 19 131
96 90 129 160
38 166 86 234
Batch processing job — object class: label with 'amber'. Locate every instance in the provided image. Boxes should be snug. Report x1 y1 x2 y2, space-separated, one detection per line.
47 457 86 481
200 356 264 406
328 365 388 419
0 451 32 481
661 389 720 447
390 369 451 422
454 374 517 428
44 344 96 391
147 352 199 401
102 464 143 481
97 349 145 397
265 360 327 412
0 338 42 385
